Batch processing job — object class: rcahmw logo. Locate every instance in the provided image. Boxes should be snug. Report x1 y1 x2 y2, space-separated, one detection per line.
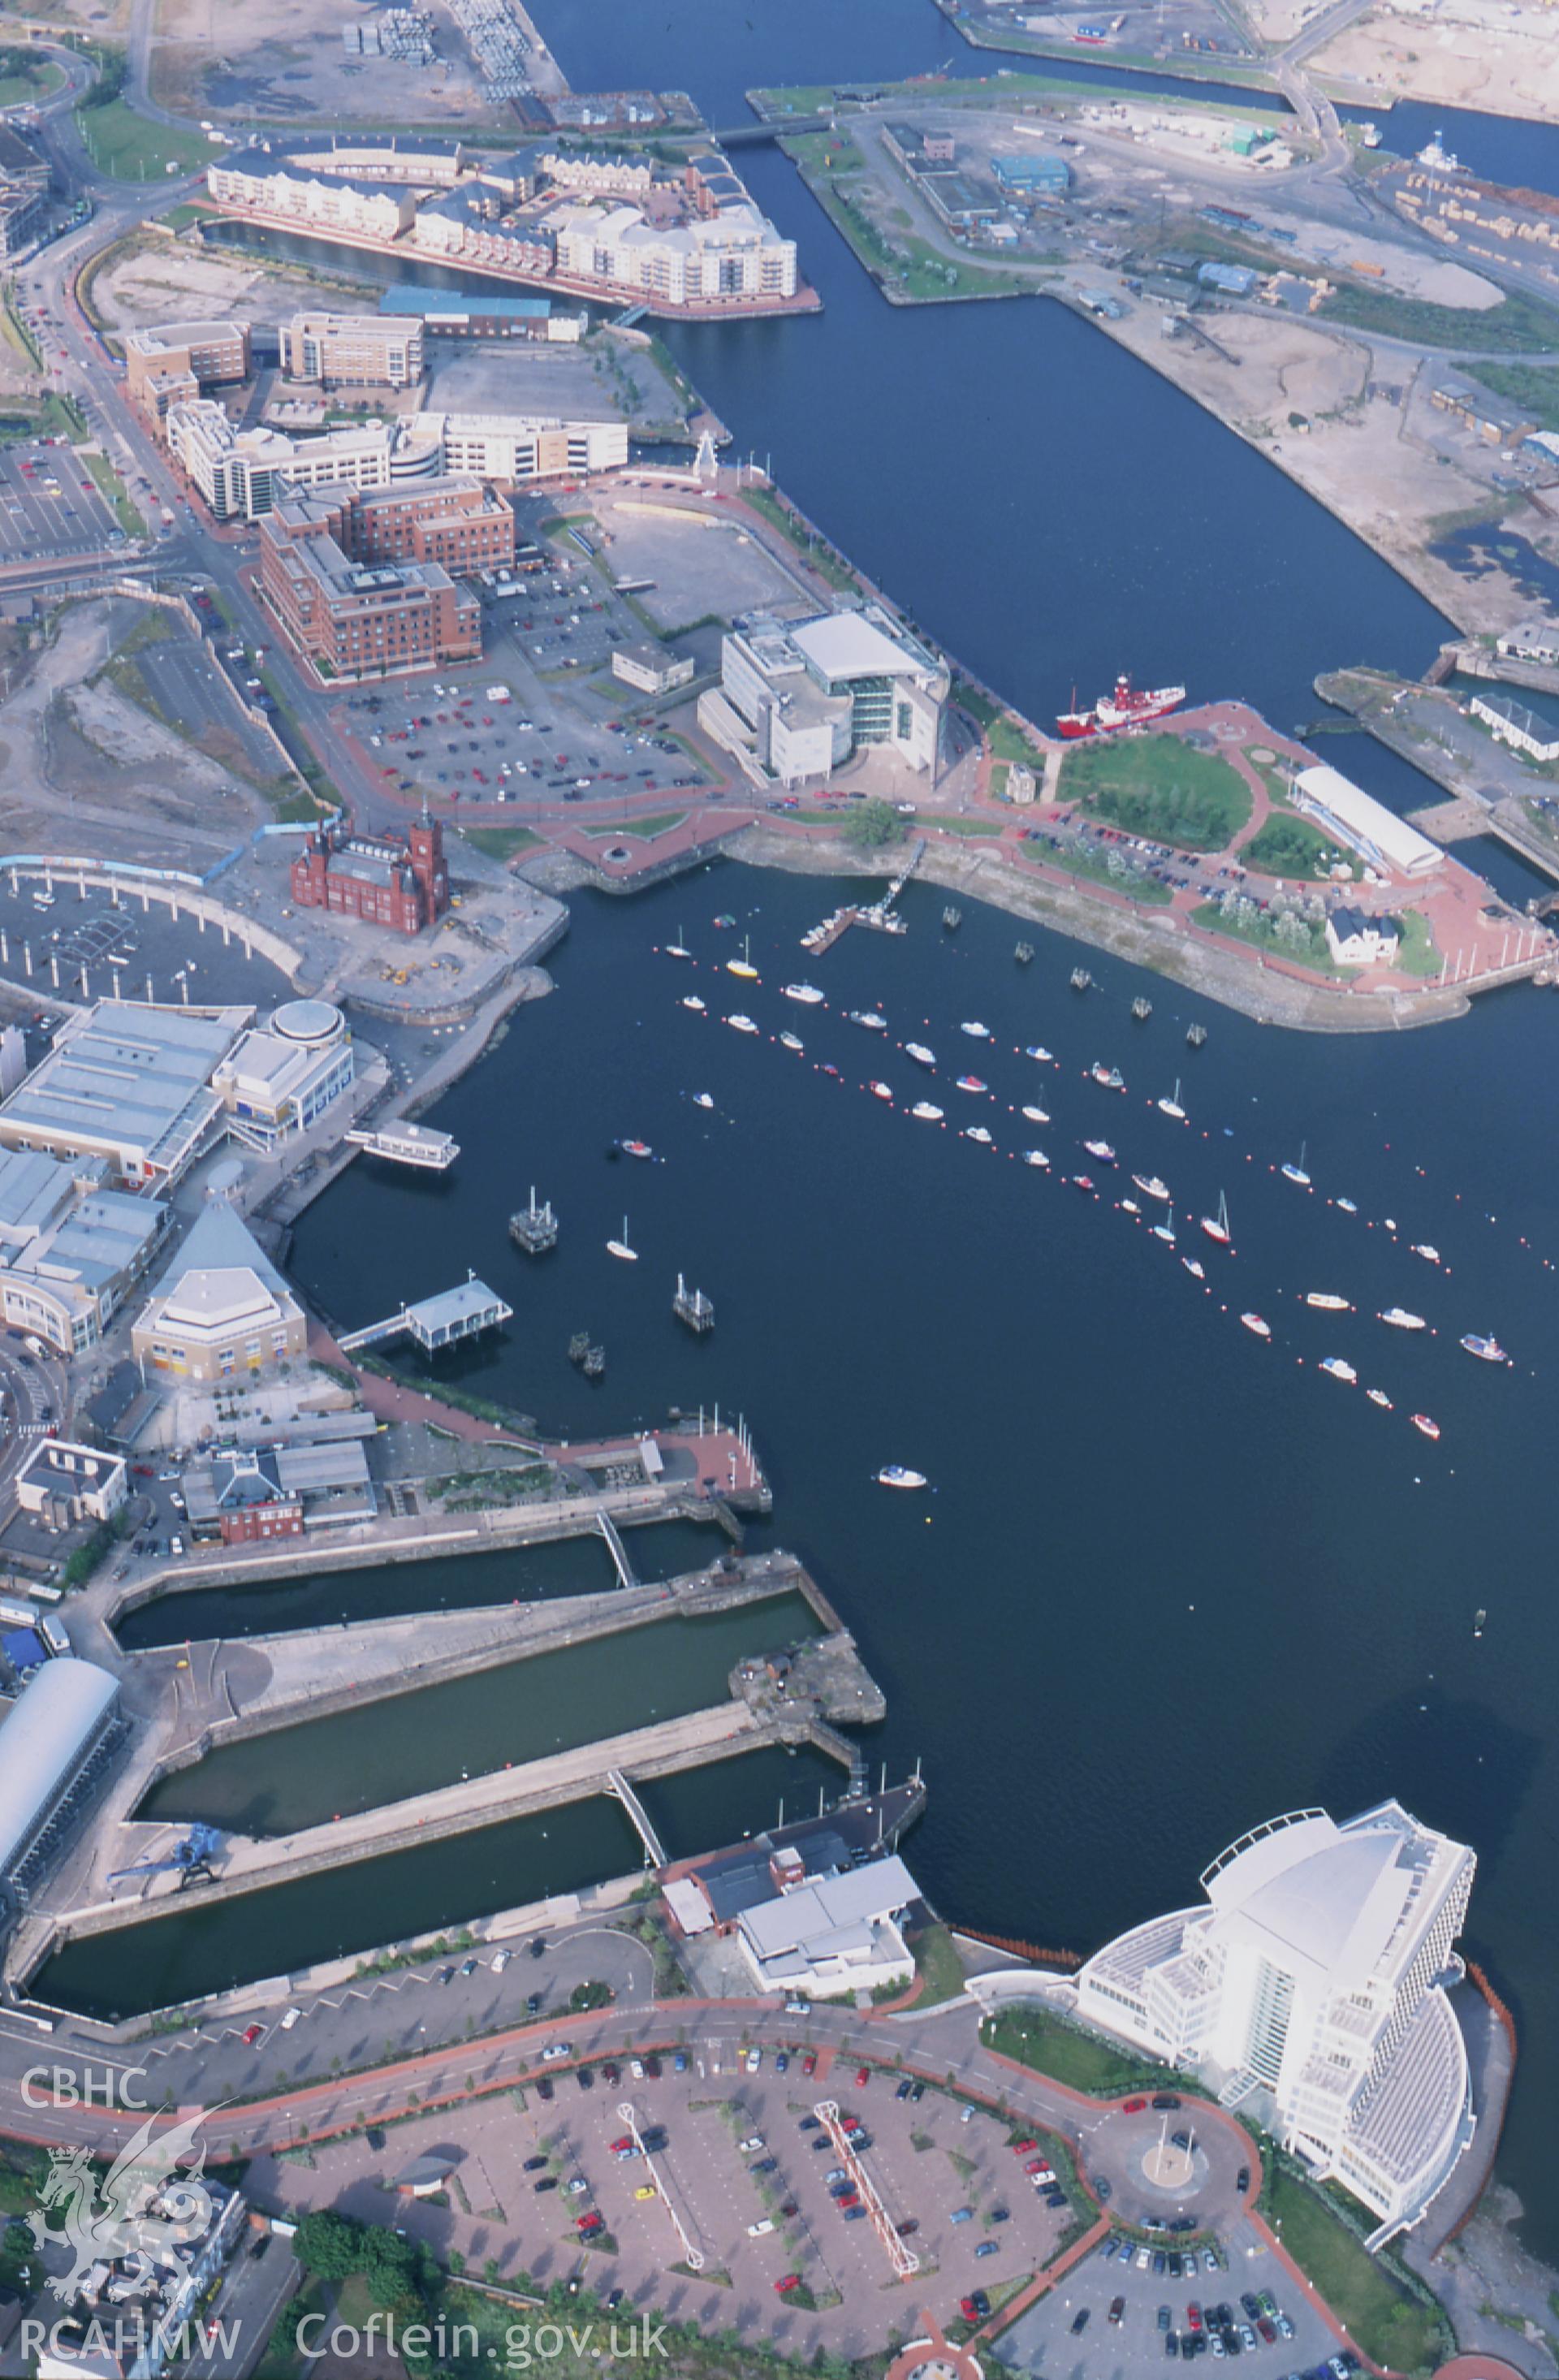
24 2100 218 2303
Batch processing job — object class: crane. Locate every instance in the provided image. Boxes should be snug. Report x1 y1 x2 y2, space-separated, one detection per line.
106 1825 222 1891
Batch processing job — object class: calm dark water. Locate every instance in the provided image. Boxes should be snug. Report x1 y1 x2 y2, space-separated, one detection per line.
140 1593 821 1834
295 871 1559 2254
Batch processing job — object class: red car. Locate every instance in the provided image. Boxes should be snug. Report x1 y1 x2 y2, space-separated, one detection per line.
961 2298 979 2323
1011 2136 1037 2154
575 2213 602 2233
1024 2159 1047 2175
774 2275 801 2296
802 2053 817 2076
610 2136 633 2155
855 2065 870 2088
1122 2097 1148 2113
241 2024 264 2046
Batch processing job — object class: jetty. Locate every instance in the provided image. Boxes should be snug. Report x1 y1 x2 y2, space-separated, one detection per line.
337 1272 513 1354
673 1273 715 1334
509 1187 559 1254
345 1121 458 1172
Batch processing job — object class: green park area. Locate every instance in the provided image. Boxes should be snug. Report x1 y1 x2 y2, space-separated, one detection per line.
1241 807 1354 880
1061 732 1251 853
1192 897 1338 973
459 826 542 863
0 46 63 108
76 94 214 182
981 2002 1193 2095
1264 2166 1447 2374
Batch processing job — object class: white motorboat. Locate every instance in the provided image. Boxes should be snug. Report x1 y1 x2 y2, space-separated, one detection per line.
780 1030 804 1052
1379 1307 1426 1331
1306 1293 1351 1311
961 1021 991 1039
964 1125 994 1145
681 996 706 1013
905 1043 937 1069
1182 1257 1206 1281
1022 1148 1050 1168
726 1014 758 1035
912 1101 944 1123
1026 1044 1055 1063
692 1093 715 1111
878 1465 927 1489
870 1081 894 1103
1319 1356 1358 1384
1021 1104 1050 1125
607 1216 637 1262
1132 1174 1171 1202
1242 1313 1271 1339
784 983 826 1004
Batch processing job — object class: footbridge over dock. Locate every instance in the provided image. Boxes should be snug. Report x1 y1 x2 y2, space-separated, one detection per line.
337 1272 512 1354
597 1508 637 1587
607 1769 668 1868
707 114 831 145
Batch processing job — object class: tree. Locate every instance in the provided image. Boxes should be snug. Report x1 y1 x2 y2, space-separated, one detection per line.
570 1978 613 2012
841 797 903 852
361 2227 419 2309
294 2209 364 2279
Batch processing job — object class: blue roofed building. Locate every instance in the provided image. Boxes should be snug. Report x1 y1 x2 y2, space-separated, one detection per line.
991 152 1071 196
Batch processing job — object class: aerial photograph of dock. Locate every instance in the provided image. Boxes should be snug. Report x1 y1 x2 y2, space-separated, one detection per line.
0 0 1554 2374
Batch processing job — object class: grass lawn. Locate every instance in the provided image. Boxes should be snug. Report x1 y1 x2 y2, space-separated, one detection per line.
1266 2167 1445 2374
0 60 62 107
1393 909 1441 978
982 2003 1192 2095
1019 836 1173 905
82 447 145 537
619 810 689 839
1320 280 1559 353
1192 898 1340 974
76 98 213 181
460 825 541 862
1241 810 1355 880
1062 733 1251 852
1467 359 1559 433
956 678 1046 768
740 483 860 595
907 1920 970 2008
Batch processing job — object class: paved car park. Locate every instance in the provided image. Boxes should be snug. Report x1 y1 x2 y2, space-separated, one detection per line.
991 2217 1349 2379
0 438 123 562
336 657 708 819
242 2041 1083 2361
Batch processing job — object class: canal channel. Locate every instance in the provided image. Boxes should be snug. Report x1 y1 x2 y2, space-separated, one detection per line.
36 1739 844 2023
138 1592 823 1837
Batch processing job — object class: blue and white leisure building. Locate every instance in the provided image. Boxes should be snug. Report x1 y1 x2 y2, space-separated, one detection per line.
1072 1803 1476 2240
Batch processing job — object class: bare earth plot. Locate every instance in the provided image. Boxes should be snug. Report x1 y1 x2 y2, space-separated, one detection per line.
150 0 502 126
1304 0 1559 121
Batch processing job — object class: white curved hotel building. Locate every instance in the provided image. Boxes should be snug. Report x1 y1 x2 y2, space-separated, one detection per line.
1073 1802 1476 2241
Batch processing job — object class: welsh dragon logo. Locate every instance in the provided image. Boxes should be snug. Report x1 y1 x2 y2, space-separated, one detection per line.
28 2106 217 2303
